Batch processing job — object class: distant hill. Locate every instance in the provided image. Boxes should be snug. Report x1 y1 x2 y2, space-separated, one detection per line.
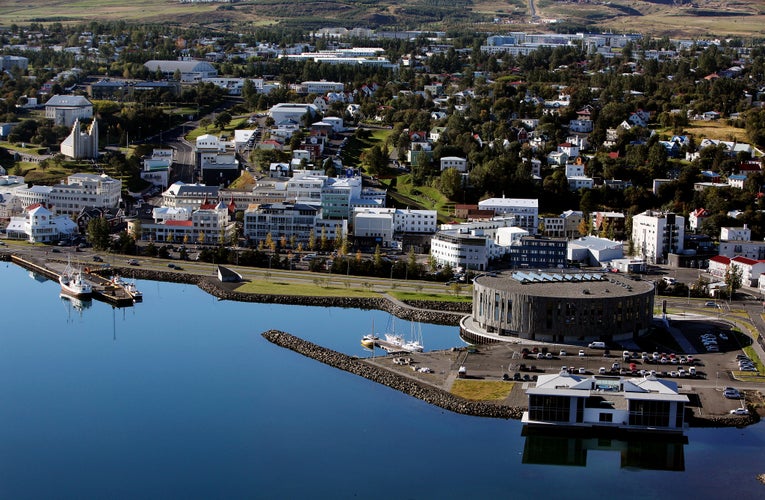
1 0 765 37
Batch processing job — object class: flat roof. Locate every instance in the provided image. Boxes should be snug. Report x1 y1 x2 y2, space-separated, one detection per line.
476 271 653 298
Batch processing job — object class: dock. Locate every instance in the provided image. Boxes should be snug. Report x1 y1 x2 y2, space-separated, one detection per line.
11 255 137 306
373 338 410 354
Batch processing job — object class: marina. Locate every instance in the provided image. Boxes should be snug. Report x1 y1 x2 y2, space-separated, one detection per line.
0 262 764 498
11 255 139 306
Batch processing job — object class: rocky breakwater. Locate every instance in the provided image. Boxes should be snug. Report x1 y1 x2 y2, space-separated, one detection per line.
198 279 463 325
262 329 525 420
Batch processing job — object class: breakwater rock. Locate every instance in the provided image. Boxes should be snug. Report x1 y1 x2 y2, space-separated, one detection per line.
197 279 464 325
401 299 472 314
262 329 525 420
687 412 759 427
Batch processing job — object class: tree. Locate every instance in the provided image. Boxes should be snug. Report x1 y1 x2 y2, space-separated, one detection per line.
320 226 328 251
578 216 590 237
439 167 463 200
724 265 743 300
308 230 316 251
214 111 232 131
86 217 111 250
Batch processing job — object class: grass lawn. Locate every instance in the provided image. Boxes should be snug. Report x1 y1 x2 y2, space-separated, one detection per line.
451 379 513 401
235 279 380 298
385 174 455 222
389 290 472 303
341 127 391 169
684 120 749 143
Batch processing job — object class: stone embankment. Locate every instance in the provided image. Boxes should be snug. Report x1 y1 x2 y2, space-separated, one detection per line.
196 278 464 325
262 329 525 420
688 412 759 427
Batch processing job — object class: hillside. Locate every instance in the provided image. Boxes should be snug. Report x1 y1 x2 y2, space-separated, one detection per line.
1 0 765 37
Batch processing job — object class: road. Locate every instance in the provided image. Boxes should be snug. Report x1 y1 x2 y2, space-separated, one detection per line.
2 241 472 299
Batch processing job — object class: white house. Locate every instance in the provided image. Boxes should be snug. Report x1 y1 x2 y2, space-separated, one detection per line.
440 156 468 172
721 225 751 242
4 203 77 243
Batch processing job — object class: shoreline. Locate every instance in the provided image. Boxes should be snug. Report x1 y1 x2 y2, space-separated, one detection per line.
3 252 760 427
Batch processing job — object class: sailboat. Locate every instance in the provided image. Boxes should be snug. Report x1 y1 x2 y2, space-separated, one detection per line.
402 321 424 352
361 319 379 348
384 318 424 353
59 256 92 298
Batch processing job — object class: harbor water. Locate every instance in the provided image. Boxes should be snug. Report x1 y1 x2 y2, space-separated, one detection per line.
1 262 764 499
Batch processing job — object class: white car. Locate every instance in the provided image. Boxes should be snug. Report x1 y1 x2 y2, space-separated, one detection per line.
579 350 586 357
730 408 749 415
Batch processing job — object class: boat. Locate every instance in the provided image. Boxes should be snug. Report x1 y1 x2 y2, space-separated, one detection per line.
383 321 424 353
403 322 424 352
111 275 142 301
361 319 379 348
59 257 92 298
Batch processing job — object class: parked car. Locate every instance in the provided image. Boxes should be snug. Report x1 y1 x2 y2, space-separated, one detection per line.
579 350 585 357
723 388 741 399
730 408 749 415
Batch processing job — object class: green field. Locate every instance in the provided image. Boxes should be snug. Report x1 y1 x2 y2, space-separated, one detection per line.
4 0 764 37
235 279 380 298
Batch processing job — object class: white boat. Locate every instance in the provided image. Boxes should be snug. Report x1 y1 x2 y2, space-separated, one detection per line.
111 275 142 301
59 257 92 298
361 319 379 348
384 322 424 353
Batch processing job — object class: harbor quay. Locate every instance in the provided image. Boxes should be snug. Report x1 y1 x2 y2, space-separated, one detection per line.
2 249 761 426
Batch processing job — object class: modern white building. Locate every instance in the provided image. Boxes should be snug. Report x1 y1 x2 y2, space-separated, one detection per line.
243 202 320 244
632 211 684 264
298 81 345 94
567 236 624 266
268 103 320 124
523 371 688 434
477 197 538 234
353 207 438 247
430 228 497 271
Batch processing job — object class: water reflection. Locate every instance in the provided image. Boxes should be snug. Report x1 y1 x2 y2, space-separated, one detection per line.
521 426 687 471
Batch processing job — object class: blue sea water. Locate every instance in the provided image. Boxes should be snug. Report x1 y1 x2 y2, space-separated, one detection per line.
1 262 764 499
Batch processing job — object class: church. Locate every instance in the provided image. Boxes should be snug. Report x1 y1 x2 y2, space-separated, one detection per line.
60 119 99 160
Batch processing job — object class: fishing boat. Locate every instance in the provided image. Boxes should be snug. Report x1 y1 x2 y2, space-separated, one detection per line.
59 257 92 298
